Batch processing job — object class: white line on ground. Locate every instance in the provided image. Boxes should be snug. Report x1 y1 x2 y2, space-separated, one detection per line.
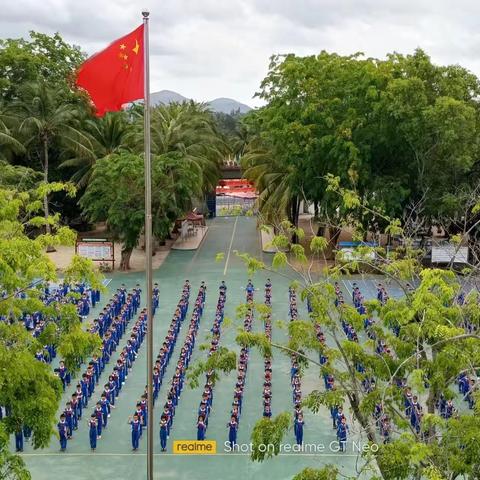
341 278 352 297
19 452 358 457
223 216 239 276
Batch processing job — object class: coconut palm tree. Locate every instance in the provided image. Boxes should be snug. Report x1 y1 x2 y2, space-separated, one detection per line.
0 101 25 160
12 81 84 249
132 101 223 194
241 136 299 227
60 111 130 188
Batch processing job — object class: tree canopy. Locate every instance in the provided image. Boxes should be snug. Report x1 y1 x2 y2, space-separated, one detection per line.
242 49 480 240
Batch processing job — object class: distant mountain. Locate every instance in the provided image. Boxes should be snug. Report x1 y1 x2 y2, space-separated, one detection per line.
150 89 252 114
208 97 251 114
150 90 188 105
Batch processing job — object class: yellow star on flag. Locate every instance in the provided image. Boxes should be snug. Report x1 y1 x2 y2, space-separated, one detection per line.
132 39 140 55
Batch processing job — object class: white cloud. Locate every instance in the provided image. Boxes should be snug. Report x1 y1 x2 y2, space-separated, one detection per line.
1 0 480 107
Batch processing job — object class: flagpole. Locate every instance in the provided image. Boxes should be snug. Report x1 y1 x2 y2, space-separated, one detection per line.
142 9 154 480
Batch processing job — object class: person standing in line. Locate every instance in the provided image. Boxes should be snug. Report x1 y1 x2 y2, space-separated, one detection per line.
89 414 98 451
58 414 68 452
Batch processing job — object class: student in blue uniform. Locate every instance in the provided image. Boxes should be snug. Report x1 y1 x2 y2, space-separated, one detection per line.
100 393 113 428
330 405 339 428
227 415 238 449
380 415 391 444
337 416 349 452
129 414 141 451
410 396 422 433
295 413 304 445
58 361 68 391
443 399 456 419
159 415 168 452
404 387 413 416
64 402 74 439
89 414 98 451
58 414 68 452
15 428 23 452
197 415 206 440
94 403 103 438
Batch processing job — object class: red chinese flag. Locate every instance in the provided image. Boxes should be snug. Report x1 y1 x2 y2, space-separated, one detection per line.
76 25 144 116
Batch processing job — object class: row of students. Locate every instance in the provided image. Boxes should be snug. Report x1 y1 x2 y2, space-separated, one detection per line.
59 288 139 395
12 286 128 452
288 287 304 446
226 281 256 449
57 288 146 452
329 283 357 451
155 283 207 452
196 282 227 442
90 301 153 451
152 281 191 404
29 283 100 363
262 279 273 419
129 280 191 452
311 300 339 438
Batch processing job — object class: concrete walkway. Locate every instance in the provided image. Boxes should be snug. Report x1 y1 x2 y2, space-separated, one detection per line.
171 226 208 250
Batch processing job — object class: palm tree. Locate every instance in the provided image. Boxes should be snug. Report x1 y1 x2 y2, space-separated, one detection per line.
60 111 130 188
12 81 84 249
0 101 25 161
133 101 223 194
242 137 299 227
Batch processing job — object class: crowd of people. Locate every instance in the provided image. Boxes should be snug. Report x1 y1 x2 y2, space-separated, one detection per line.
195 281 227 442
262 279 273 420
226 280 256 449
25 282 100 364
10 282 103 452
12 273 476 455
62 287 138 448
288 287 304 446
155 282 207 452
137 281 191 452
58 285 156 452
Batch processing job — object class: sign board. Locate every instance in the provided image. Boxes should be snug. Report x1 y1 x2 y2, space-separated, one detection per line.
75 239 114 269
339 247 376 262
431 244 469 264
338 241 377 262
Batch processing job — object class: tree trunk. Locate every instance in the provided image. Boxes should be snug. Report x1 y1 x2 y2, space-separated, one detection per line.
316 223 325 237
314 201 319 219
120 248 133 271
43 138 55 252
290 196 301 244
328 226 341 246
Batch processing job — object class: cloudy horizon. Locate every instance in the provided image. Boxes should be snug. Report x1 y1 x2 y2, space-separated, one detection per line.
2 0 480 107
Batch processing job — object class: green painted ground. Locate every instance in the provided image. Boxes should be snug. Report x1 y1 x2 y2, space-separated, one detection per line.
20 217 367 480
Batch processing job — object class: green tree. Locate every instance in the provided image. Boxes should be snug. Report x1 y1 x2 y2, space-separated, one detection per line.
0 183 102 476
0 32 84 101
244 49 480 243
132 102 223 194
0 424 30 480
12 81 85 247
189 183 480 479
0 102 24 160
80 151 203 269
60 111 131 188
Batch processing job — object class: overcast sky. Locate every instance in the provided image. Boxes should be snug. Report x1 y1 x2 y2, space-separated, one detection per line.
2 0 480 107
